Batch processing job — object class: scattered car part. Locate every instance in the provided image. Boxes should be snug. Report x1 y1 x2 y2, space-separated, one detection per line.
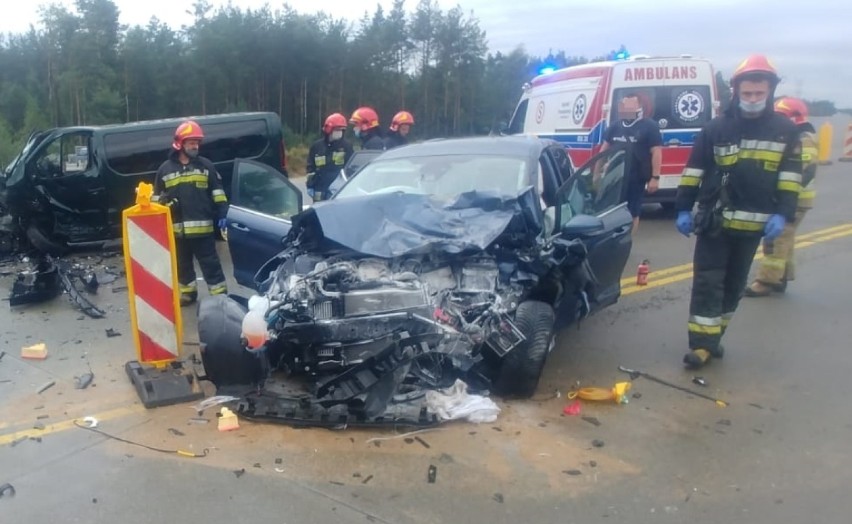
0 483 15 498
36 380 56 394
9 257 61 306
74 372 94 390
59 264 106 318
618 365 728 407
427 465 437 484
82 416 99 428
21 343 48 360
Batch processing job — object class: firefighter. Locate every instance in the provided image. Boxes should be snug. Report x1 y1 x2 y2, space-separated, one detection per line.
745 97 818 297
153 120 229 306
674 54 803 369
306 113 354 201
384 111 414 149
349 107 385 150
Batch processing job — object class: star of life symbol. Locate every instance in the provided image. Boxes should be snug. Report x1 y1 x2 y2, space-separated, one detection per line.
572 94 587 125
675 90 703 122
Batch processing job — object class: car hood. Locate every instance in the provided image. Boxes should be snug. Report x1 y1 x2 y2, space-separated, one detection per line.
289 188 544 258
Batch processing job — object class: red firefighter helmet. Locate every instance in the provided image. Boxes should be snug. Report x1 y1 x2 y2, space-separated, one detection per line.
349 107 380 132
390 111 415 132
774 97 809 125
731 54 779 85
322 113 347 134
172 120 205 150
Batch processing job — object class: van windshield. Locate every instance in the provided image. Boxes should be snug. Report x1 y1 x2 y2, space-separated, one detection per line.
611 86 712 130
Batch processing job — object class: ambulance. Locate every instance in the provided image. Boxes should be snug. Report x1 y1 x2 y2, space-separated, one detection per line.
507 54 720 207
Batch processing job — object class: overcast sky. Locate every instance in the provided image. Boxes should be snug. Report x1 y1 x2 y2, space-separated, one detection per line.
3 0 850 107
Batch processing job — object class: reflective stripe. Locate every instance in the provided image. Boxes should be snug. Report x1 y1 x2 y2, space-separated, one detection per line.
209 282 228 295
179 282 197 294
738 149 783 162
762 256 787 270
778 171 802 183
714 145 739 156
174 220 214 235
740 139 786 152
184 225 214 235
164 174 208 189
689 315 722 326
777 181 801 193
721 313 734 327
151 194 162 202
688 323 722 335
722 210 770 223
680 167 703 187
212 189 227 203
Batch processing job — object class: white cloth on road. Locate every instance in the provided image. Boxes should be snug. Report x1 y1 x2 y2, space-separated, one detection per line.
425 379 500 423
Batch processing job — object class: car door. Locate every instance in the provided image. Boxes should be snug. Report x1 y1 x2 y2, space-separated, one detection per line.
227 159 302 288
554 145 634 310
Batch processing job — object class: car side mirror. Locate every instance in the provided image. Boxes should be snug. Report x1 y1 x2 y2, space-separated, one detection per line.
561 214 605 238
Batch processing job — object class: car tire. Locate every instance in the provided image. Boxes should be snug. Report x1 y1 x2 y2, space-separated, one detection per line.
198 295 265 387
26 224 68 256
493 300 556 398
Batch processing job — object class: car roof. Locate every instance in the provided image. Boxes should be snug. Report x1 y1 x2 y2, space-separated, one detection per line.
45 112 277 134
377 135 556 161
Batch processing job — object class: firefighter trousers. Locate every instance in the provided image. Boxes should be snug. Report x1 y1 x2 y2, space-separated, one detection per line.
688 230 762 352
176 235 227 299
755 209 808 285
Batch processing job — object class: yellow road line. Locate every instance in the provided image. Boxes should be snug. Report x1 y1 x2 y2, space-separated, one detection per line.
0 405 144 446
619 222 852 287
622 224 852 296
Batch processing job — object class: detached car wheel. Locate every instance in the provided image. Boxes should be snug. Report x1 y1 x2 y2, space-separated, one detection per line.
198 295 265 387
26 224 68 256
494 300 556 398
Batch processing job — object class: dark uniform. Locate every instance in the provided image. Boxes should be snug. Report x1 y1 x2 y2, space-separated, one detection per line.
153 151 229 302
306 137 353 201
384 130 408 150
676 107 802 361
359 129 386 151
603 118 663 217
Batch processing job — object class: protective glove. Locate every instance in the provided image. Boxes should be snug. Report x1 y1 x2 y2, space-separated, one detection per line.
676 211 693 237
764 214 786 241
306 187 315 199
217 218 227 230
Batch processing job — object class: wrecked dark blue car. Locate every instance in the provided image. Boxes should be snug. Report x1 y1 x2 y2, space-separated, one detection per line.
198 136 634 427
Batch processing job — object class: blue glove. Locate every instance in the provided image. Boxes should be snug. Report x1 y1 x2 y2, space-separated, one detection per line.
676 211 693 237
764 214 786 241
217 218 227 230
306 187 315 199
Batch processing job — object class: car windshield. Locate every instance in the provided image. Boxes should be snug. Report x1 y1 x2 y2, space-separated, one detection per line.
334 154 530 200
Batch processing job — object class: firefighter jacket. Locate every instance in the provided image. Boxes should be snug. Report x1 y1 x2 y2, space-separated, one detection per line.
384 131 408 150
676 107 803 233
798 125 818 209
360 129 386 151
306 137 354 192
153 152 228 237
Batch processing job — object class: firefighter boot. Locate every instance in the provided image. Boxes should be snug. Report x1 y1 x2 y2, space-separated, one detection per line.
179 282 198 307
744 281 774 297
683 349 713 369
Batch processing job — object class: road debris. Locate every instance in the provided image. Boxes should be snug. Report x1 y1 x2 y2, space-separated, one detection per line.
59 263 106 318
364 428 445 445
492 493 504 503
21 342 48 360
275 458 283 465
362 475 373 485
187 417 209 425
9 257 60 306
192 395 239 413
717 419 732 426
692 376 708 387
563 399 582 416
36 380 56 394
427 465 437 484
618 365 729 407
82 417 99 428
217 407 239 432
33 422 45 430
582 416 602 427
424 379 501 423
589 460 598 468
0 350 6 362
105 328 121 338
414 436 431 449
0 483 15 498
74 372 94 390
233 469 245 478
168 428 186 436
563 469 582 476
592 439 605 448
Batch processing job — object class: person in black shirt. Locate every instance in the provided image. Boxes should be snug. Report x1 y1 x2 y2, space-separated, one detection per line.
599 93 663 231
349 107 385 151
385 111 414 149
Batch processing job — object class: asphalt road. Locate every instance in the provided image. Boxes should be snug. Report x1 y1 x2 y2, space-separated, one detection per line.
1 114 851 523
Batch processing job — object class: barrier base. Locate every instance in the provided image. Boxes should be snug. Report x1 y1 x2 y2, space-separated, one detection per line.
126 360 204 409
838 157 852 162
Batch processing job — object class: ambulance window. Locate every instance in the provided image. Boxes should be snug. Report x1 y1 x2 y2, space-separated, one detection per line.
612 86 711 130
508 100 528 134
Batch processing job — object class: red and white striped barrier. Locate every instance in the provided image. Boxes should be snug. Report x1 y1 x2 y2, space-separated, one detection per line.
122 183 183 367
840 123 852 163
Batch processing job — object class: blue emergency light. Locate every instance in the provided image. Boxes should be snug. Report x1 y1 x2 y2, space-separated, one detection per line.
539 66 556 75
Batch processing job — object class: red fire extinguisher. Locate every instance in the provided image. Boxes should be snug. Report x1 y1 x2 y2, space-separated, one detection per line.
636 259 650 286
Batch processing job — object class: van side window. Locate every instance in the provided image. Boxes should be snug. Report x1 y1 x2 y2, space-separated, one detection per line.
611 86 712 130
508 100 529 135
104 119 270 176
32 132 91 179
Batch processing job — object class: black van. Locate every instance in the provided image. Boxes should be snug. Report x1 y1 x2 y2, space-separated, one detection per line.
0 112 287 253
